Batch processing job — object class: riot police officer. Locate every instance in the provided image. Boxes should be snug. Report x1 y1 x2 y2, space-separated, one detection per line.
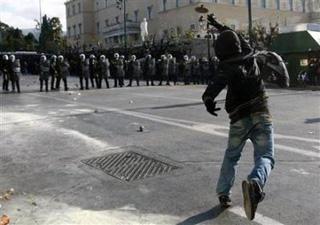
127 55 141 87
39 55 50 92
167 54 177 85
143 54 155 86
180 55 191 85
98 55 110 89
56 55 69 91
50 55 57 90
89 54 98 88
1 55 10 91
159 55 170 86
9 55 21 93
79 54 89 90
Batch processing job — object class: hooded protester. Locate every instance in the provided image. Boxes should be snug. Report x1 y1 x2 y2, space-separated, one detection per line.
202 14 289 220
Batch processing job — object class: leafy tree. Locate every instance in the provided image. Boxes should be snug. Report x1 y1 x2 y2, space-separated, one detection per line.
38 15 64 53
250 23 279 50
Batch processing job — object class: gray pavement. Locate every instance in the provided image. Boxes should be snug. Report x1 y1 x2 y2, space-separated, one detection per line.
0 76 319 225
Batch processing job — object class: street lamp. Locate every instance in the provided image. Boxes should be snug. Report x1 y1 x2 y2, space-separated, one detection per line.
195 4 211 59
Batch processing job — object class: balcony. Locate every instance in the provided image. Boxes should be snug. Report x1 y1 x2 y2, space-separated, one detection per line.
102 22 140 38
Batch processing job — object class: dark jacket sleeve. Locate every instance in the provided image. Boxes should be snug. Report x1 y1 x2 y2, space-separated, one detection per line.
202 69 227 103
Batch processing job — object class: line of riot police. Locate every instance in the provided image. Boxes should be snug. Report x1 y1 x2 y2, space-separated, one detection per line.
1 52 218 93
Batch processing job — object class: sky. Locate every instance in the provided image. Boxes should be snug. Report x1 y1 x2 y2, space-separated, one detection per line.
0 0 67 31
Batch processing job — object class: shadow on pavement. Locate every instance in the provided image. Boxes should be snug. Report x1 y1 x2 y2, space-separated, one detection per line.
176 205 226 225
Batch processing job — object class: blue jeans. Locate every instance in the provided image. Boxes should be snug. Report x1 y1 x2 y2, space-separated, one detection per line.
216 113 275 196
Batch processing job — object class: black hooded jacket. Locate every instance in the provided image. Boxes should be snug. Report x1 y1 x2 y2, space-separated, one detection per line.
202 32 269 124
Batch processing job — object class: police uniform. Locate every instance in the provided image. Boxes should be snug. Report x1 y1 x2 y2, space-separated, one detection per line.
49 56 57 90
56 56 69 91
39 57 50 92
98 57 110 89
1 56 10 91
79 57 90 90
159 56 170 86
127 56 141 87
143 55 155 86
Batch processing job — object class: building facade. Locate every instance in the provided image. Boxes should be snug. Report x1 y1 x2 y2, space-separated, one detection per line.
65 0 320 49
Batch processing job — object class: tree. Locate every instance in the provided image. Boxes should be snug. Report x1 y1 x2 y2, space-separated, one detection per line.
38 15 64 53
250 23 279 50
0 21 37 51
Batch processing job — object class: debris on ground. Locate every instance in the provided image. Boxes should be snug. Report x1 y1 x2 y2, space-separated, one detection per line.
0 189 15 201
0 215 10 225
138 126 144 132
129 100 134 104
94 109 99 113
31 202 37 207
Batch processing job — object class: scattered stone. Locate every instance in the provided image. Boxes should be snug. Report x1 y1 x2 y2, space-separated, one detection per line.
94 109 99 113
78 93 81 96
31 202 37 206
129 100 133 104
73 98 77 101
0 215 10 225
138 126 144 132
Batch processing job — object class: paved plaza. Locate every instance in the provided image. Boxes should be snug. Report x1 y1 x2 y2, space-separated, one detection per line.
0 76 319 225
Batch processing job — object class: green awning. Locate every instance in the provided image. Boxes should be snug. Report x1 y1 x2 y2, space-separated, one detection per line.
271 31 320 54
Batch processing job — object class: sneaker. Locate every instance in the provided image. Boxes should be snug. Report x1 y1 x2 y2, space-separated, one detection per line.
219 195 232 208
242 180 265 220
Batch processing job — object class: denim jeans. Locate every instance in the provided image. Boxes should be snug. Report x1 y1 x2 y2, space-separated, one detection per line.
216 113 275 196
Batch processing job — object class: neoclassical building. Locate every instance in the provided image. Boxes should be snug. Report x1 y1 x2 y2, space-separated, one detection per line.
65 0 320 48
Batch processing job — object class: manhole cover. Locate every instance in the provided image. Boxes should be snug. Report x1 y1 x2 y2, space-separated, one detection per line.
81 151 180 182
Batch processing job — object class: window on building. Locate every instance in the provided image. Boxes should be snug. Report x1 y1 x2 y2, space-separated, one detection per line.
105 19 109 27
78 3 81 13
134 10 139 22
96 22 100 33
189 0 194 4
68 27 71 37
275 0 280 10
78 23 82 34
72 5 76 15
288 0 293 11
162 0 167 11
115 16 120 24
147 6 153 19
67 7 70 17
125 13 129 21
261 0 266 8
229 0 235 5
176 0 179 8
301 0 306 12
105 0 108 8
73 25 76 36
